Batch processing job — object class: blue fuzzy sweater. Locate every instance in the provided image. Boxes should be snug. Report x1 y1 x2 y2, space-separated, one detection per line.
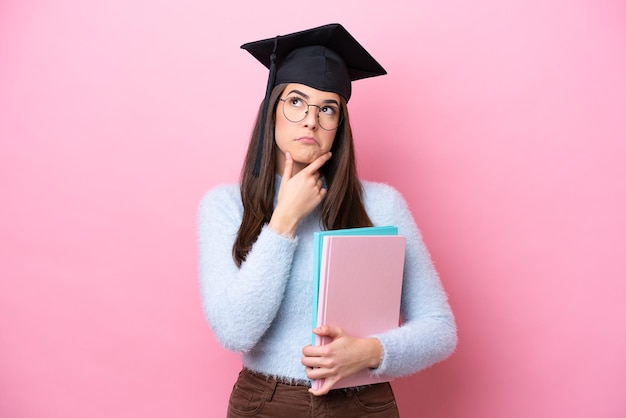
198 179 457 383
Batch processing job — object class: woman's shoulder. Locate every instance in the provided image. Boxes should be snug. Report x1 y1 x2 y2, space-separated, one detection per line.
361 180 406 203
198 183 242 214
361 180 413 226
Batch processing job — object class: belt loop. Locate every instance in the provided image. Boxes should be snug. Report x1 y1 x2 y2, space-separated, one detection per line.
264 377 278 402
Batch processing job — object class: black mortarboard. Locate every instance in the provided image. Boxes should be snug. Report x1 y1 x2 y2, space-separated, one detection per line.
241 23 387 176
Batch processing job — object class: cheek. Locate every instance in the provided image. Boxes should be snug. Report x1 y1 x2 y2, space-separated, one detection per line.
274 117 285 143
275 118 287 136
321 132 336 151
274 113 292 139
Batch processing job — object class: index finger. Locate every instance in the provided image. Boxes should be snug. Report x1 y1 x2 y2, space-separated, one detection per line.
281 151 294 182
301 152 332 175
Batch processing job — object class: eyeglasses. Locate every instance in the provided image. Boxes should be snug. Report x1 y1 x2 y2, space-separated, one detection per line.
279 96 343 131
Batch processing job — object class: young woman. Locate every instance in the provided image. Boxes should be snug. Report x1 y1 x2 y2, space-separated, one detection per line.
198 23 457 417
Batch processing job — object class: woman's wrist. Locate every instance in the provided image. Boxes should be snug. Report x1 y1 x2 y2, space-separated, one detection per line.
268 211 299 238
366 338 384 369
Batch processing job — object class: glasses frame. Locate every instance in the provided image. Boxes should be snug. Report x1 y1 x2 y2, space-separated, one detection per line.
279 98 344 131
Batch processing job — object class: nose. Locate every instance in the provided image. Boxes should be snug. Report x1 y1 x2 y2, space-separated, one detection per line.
302 105 319 129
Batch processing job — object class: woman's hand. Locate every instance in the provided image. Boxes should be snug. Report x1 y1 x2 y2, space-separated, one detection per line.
301 325 383 396
269 152 331 237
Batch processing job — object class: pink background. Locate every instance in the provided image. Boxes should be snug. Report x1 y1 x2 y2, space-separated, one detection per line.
1 1 625 417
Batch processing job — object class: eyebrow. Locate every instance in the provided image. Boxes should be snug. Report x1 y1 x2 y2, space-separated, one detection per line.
286 89 340 106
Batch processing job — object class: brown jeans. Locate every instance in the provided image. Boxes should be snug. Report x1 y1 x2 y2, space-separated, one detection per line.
226 368 400 418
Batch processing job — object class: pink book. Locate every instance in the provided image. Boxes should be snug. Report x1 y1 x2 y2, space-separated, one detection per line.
312 234 406 391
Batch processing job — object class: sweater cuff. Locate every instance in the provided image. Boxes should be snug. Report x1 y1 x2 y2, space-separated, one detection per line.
263 224 299 243
368 337 385 371
367 336 389 376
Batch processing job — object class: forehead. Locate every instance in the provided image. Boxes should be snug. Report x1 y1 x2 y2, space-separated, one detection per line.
283 83 341 102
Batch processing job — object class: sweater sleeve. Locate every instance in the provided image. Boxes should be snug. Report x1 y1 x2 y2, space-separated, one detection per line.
364 183 458 378
197 185 298 353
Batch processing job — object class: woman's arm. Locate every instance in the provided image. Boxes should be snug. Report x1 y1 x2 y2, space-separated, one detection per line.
368 183 458 377
198 185 297 353
198 153 332 353
301 183 457 395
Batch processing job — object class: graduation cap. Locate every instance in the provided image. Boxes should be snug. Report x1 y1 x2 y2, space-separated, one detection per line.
241 23 387 176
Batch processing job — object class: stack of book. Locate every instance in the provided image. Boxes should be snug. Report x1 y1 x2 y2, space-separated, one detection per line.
311 226 406 390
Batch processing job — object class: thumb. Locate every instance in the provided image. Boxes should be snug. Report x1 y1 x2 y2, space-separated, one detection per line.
313 325 342 340
282 152 294 182
309 377 339 397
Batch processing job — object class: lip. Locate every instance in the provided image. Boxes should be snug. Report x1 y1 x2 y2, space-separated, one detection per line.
296 136 318 145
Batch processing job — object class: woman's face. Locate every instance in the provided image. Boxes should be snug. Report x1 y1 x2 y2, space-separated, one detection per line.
274 83 340 175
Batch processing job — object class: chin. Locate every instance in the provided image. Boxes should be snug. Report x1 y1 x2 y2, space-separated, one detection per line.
292 152 319 165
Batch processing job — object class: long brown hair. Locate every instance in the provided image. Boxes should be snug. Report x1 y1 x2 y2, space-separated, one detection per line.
233 83 373 266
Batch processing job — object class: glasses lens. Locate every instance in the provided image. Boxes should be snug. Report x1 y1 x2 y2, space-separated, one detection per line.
281 97 342 131
317 105 341 131
282 97 307 123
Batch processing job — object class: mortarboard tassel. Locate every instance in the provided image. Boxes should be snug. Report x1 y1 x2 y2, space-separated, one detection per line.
252 36 279 177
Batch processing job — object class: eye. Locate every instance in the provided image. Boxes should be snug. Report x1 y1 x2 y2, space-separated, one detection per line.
287 97 304 108
320 105 338 116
